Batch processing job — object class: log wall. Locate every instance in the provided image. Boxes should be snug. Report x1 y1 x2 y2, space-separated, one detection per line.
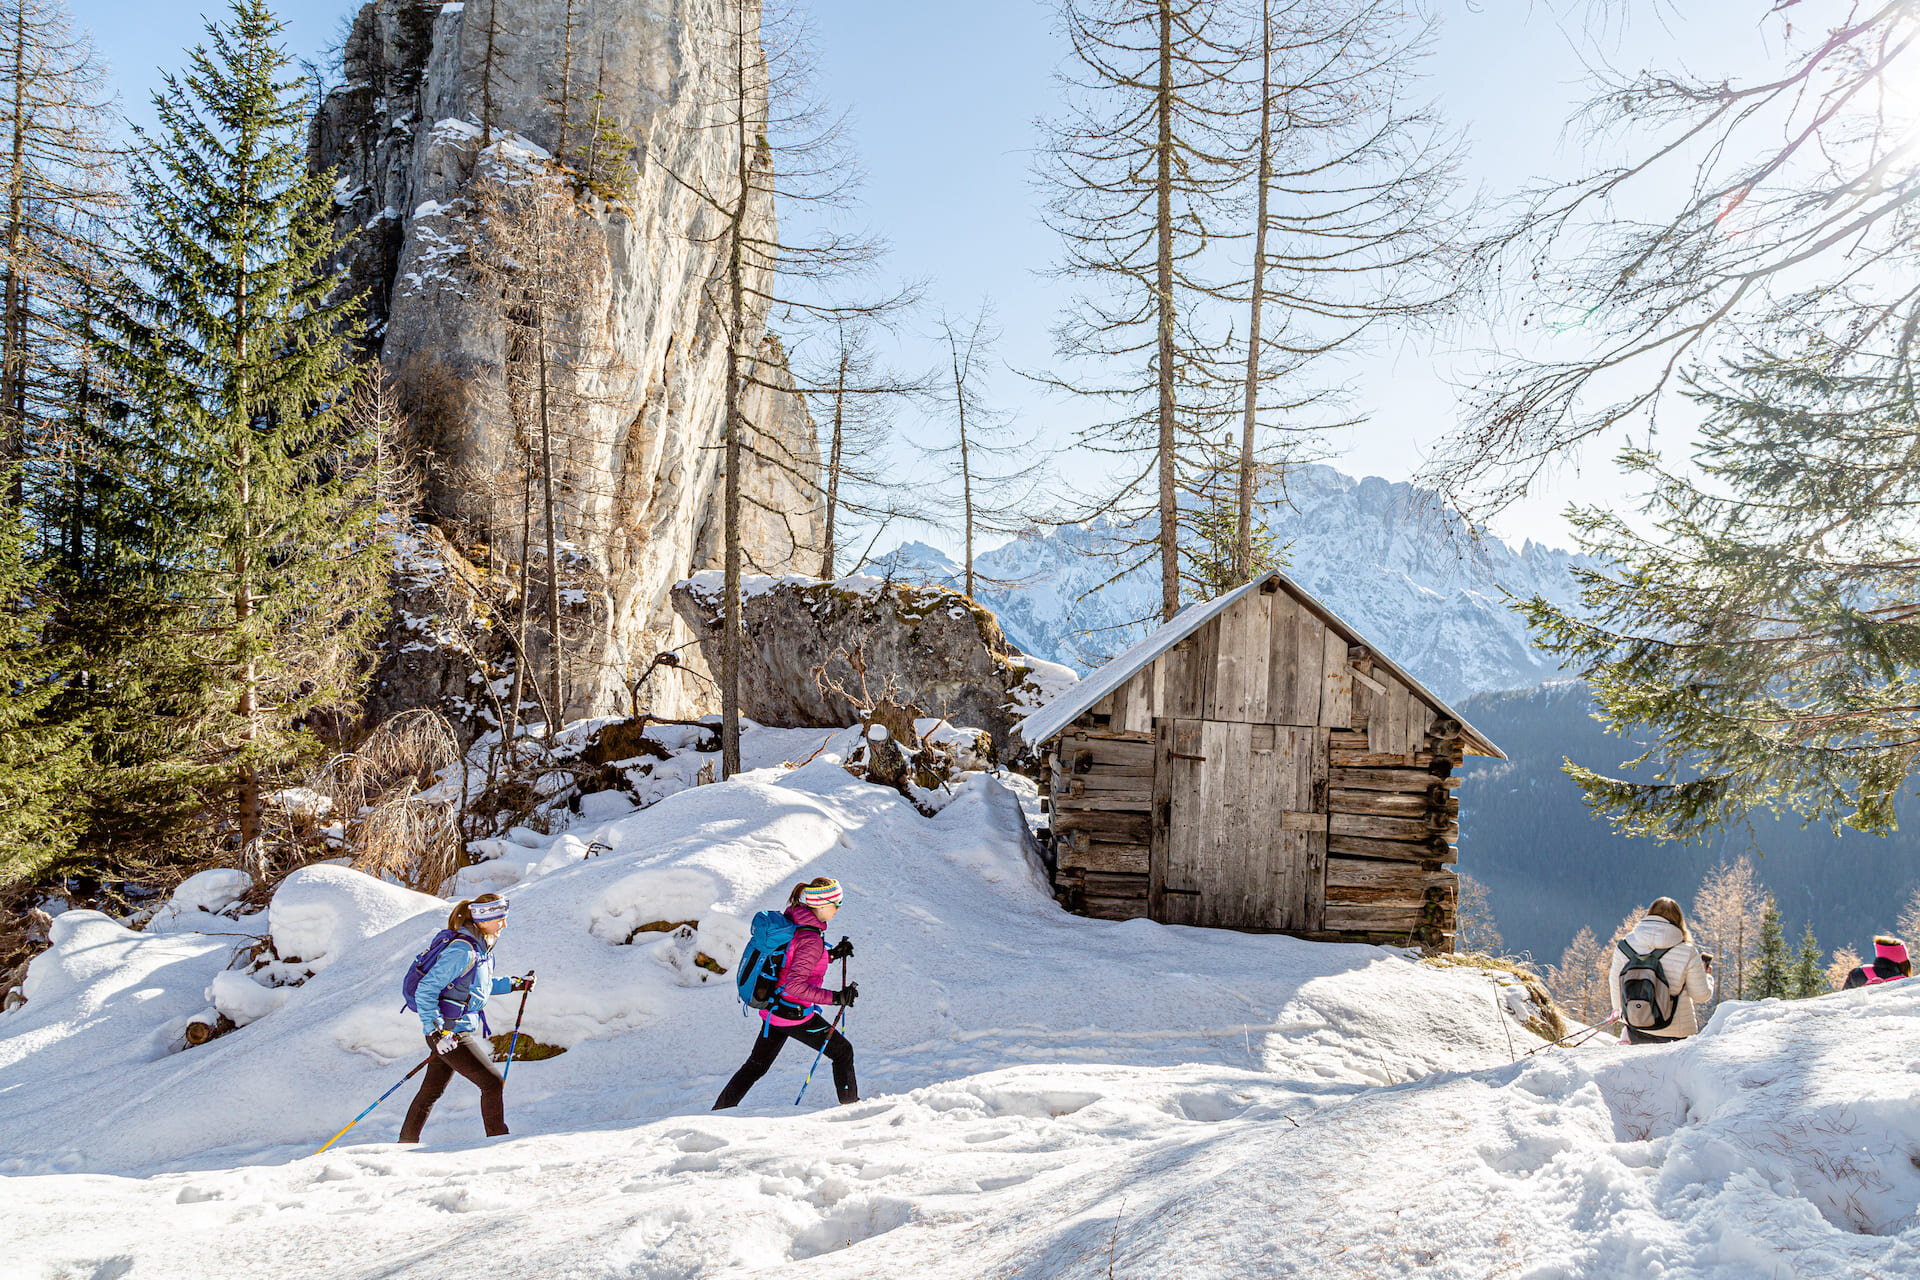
1038 579 1469 947
1047 729 1155 920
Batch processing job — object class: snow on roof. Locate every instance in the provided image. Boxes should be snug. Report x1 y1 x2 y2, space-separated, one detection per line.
1012 570 1504 758
1012 578 1267 748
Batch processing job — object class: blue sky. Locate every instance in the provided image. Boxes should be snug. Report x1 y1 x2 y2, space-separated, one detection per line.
78 0 1768 552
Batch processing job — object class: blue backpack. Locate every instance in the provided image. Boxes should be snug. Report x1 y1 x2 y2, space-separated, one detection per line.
401 928 481 1019
735 910 799 1011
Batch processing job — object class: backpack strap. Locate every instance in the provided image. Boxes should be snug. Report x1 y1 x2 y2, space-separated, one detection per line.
768 925 824 1019
437 936 485 1021
1617 941 1674 968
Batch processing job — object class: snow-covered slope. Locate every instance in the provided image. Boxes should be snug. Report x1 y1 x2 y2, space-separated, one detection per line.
879 465 1595 701
5 733 1916 1278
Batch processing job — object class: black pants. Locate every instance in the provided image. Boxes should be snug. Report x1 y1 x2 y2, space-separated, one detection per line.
713 1014 858 1109
400 1032 507 1141
1625 1026 1683 1046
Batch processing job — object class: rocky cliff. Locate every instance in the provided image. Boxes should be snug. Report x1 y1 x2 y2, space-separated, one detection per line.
312 0 822 725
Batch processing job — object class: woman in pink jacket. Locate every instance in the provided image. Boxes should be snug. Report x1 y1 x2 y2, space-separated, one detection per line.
712 877 859 1109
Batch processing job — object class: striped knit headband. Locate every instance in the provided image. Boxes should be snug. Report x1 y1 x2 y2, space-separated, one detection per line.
799 880 844 910
469 897 510 923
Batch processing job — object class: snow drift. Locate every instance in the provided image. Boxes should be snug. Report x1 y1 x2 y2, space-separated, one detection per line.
3 723 1915 1277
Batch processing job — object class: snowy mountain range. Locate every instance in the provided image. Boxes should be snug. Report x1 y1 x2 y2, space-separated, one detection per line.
876 464 1598 702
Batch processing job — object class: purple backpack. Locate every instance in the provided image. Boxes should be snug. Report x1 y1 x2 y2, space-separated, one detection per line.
401 928 481 1018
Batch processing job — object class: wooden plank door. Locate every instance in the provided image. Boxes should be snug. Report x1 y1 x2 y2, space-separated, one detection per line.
1151 718 1329 931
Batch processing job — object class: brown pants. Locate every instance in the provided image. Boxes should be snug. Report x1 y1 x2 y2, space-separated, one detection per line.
400 1032 507 1141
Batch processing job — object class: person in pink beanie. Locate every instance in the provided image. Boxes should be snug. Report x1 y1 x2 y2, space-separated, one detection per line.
1843 935 1911 989
713 877 859 1109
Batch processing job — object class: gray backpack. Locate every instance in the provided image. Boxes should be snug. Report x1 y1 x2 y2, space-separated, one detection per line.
1617 941 1678 1031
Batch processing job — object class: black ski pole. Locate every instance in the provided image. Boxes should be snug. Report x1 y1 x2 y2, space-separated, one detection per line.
502 970 535 1082
796 954 850 1106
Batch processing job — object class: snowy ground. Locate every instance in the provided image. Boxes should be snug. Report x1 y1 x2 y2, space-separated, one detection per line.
2 727 1917 1278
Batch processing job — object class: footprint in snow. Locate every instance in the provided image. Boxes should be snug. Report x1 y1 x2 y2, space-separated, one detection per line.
976 1172 1033 1192
665 1152 723 1174
669 1130 729 1154
787 1198 914 1260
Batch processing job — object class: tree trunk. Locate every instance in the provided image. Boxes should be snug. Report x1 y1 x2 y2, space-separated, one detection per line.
537 311 563 733
1 3 30 505
1234 0 1274 584
1155 0 1179 620
506 455 532 760
479 0 498 147
821 348 845 578
719 0 750 780
953 340 975 600
234 121 260 866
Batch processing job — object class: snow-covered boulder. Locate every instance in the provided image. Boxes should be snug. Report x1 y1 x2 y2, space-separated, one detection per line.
671 571 1077 751
265 865 444 972
144 869 253 934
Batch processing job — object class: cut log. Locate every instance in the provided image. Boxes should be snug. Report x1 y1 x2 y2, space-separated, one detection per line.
1063 734 1156 762
1322 903 1426 933
1051 769 1158 794
1052 809 1153 841
1327 788 1435 818
1083 871 1149 899
1083 896 1152 921
1050 793 1154 814
1330 767 1460 793
1325 857 1455 903
1328 834 1457 864
1329 812 1459 843
1057 843 1150 875
1329 745 1433 769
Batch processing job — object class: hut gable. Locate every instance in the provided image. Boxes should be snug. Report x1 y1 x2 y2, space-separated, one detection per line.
1013 571 1504 949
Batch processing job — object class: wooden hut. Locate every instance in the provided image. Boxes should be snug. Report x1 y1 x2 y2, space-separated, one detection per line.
1012 571 1504 950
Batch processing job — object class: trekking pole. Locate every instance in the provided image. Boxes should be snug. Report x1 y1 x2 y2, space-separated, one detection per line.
795 956 850 1107
502 970 534 1083
313 1056 433 1157
1522 1015 1617 1057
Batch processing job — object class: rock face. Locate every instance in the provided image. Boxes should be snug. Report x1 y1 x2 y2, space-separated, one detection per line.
670 573 1080 752
312 0 823 723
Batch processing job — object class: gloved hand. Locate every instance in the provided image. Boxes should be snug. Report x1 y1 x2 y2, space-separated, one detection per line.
1700 953 1714 973
510 972 536 992
828 936 854 961
431 1030 461 1056
832 981 860 1008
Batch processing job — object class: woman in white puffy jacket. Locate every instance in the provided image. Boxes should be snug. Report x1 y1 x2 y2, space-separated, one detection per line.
1608 897 1716 1044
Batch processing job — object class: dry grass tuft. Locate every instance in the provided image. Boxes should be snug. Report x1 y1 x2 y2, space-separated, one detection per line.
1425 950 1570 1042
318 709 466 894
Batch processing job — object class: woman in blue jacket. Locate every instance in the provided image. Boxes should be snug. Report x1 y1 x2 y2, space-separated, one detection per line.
400 894 531 1142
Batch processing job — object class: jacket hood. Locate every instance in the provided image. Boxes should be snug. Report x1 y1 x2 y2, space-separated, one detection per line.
787 904 828 931
1626 916 1686 949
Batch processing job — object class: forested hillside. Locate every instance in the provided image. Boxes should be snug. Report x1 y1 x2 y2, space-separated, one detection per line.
1457 682 1920 964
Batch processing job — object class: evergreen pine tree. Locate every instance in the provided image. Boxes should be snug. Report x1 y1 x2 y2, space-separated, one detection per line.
0 479 79 883
1789 923 1825 1000
1751 897 1791 1000
87 0 385 869
1523 328 1920 839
